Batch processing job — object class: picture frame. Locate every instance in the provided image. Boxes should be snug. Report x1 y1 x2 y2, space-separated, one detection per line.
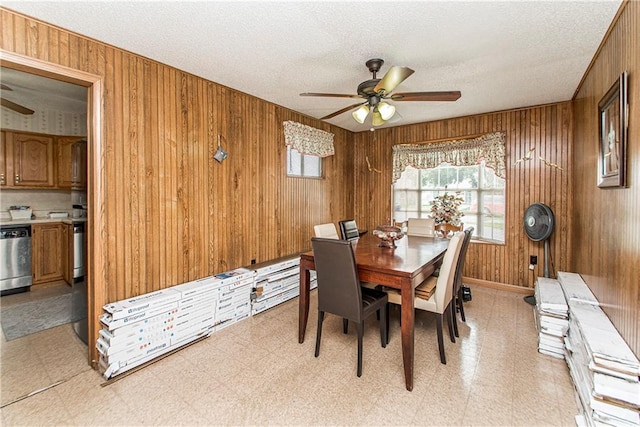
597 71 628 188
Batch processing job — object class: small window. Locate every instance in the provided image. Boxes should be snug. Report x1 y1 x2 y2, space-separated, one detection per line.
287 146 322 178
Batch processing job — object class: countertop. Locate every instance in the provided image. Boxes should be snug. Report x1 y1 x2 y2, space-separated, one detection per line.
0 217 87 227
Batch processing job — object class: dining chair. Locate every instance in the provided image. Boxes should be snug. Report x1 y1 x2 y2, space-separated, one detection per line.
313 223 339 239
338 219 360 241
386 231 465 364
406 217 435 237
311 237 389 377
452 227 474 338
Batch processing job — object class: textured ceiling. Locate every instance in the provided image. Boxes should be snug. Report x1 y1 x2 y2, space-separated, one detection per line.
2 1 622 132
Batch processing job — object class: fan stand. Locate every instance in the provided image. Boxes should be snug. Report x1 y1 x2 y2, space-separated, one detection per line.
543 238 550 278
524 238 551 306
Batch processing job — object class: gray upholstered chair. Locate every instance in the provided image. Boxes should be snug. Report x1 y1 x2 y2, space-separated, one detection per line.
338 219 360 241
386 231 465 364
311 237 389 377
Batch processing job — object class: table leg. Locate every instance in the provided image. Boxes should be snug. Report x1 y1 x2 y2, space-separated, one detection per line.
400 284 415 391
298 265 311 343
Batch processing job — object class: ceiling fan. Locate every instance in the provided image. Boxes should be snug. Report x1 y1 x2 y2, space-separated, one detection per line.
300 58 461 126
1 84 35 115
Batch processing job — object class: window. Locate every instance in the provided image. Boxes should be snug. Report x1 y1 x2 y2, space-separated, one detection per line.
287 146 322 178
393 163 505 243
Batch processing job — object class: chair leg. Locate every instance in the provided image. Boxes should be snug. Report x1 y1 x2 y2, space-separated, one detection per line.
436 314 446 364
343 318 349 334
385 304 390 345
452 299 459 338
458 288 466 322
446 304 456 343
357 321 364 377
378 305 388 348
315 311 324 357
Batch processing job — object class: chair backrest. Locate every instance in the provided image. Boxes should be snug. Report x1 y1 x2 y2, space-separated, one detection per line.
311 237 363 321
314 223 339 239
406 217 435 237
432 232 465 312
338 219 360 241
453 227 474 295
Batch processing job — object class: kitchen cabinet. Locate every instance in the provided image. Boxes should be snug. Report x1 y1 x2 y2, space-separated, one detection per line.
32 223 64 284
0 131 6 186
8 132 55 187
62 222 74 285
1 131 86 189
57 137 87 189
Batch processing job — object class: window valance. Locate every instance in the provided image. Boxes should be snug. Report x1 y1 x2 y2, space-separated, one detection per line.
283 121 335 157
392 132 506 183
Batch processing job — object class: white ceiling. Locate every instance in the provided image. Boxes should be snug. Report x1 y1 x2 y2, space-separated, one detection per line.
1 67 87 113
2 1 622 132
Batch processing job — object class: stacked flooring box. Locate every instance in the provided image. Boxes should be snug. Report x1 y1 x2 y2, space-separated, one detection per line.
556 272 640 427
250 256 317 315
97 267 254 379
534 277 569 359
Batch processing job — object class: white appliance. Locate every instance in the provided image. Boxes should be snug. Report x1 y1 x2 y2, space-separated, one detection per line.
72 221 87 343
73 223 85 278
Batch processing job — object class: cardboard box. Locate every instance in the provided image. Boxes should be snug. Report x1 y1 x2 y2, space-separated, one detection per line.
213 268 254 288
174 276 223 300
100 301 179 331
254 257 300 280
102 288 182 321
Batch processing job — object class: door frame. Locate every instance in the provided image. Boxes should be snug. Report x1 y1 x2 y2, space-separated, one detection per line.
1 49 105 367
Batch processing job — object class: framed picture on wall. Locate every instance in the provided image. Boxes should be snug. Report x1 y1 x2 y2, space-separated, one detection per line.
598 71 628 188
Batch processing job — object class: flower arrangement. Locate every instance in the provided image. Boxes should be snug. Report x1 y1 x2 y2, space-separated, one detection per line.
430 191 464 226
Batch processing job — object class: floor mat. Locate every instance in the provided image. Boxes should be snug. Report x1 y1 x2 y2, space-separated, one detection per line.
1 293 79 341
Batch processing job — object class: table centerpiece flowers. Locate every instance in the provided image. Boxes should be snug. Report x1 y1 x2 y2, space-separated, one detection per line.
430 191 464 237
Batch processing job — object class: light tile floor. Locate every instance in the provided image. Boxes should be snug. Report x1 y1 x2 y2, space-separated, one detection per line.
1 285 579 426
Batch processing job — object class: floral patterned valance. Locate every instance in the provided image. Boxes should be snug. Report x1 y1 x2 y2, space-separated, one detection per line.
392 132 506 183
283 121 334 157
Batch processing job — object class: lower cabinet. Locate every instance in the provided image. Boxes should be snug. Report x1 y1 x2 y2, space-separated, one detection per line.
32 223 64 285
62 223 74 285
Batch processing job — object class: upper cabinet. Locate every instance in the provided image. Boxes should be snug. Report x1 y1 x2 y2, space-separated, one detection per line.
10 132 55 187
0 130 86 190
57 137 87 189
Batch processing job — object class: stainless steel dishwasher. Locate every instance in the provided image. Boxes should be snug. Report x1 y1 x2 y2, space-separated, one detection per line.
0 225 32 296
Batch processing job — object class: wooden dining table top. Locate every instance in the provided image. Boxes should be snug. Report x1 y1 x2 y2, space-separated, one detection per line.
301 234 450 287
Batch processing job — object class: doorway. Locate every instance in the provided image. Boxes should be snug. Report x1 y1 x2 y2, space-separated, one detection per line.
0 51 104 371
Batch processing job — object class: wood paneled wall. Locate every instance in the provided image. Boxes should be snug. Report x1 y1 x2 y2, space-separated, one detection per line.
0 8 354 362
352 103 573 289
572 1 639 356
3 3 637 361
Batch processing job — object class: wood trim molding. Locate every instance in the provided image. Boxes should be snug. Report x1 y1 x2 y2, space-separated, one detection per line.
1 49 105 368
464 277 535 295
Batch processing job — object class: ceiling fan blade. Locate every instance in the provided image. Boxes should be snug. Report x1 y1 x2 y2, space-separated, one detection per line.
1 97 34 115
390 91 461 102
373 66 415 94
1 84 13 91
321 101 367 120
300 92 362 99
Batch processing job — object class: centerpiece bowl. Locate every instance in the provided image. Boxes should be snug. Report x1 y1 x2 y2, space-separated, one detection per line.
373 225 405 248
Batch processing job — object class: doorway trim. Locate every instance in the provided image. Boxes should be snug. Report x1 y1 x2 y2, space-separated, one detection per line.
1 49 105 367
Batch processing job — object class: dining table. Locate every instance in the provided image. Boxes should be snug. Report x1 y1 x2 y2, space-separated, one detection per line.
298 233 450 391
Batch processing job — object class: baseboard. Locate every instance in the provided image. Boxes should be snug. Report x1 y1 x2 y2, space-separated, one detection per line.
463 277 534 295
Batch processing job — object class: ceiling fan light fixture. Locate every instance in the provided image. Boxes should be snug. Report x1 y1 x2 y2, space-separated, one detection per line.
352 104 370 124
377 102 396 120
371 110 385 126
